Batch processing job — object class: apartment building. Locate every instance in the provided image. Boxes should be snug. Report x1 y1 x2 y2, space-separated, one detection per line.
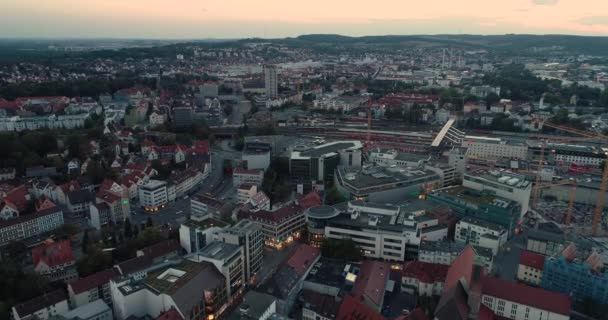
218 219 264 283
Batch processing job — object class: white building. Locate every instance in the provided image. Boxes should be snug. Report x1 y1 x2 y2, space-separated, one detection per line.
191 241 245 299
233 168 264 186
0 206 64 246
0 114 89 132
481 277 571 320
455 217 508 255
463 169 532 217
179 217 228 254
11 290 69 320
138 180 169 211
60 300 112 320
517 250 545 286
320 201 448 261
218 219 264 283
417 240 494 271
462 136 528 160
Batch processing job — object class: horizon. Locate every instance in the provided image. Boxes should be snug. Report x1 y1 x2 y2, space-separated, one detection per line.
2 0 608 38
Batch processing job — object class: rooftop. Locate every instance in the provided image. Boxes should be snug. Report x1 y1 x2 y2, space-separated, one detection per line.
482 276 571 316
402 261 450 283
519 250 545 270
228 291 277 320
306 205 341 220
336 165 439 193
336 294 385 320
140 179 167 190
432 186 517 209
292 140 362 159
182 217 228 230
304 257 348 289
459 216 506 233
198 241 241 261
13 289 67 318
351 260 390 307
300 290 340 320
465 169 531 190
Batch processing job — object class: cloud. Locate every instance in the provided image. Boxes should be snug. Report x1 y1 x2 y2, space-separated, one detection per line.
579 16 608 26
532 0 558 5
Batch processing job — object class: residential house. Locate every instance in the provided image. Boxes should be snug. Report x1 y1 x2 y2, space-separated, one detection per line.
401 261 449 297
32 240 78 283
11 289 69 320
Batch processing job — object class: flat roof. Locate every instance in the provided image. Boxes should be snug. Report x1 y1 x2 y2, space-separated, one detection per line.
199 241 241 261
293 141 361 159
306 205 341 220
465 169 531 190
337 165 439 191
433 185 517 208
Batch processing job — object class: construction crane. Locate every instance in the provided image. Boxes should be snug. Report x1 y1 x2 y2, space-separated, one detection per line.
536 180 577 234
532 119 608 236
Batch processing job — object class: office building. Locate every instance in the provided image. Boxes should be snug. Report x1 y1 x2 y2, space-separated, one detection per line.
0 204 64 246
138 180 170 211
428 186 520 236
233 168 264 186
172 106 193 128
455 217 508 255
194 241 245 299
290 141 362 192
179 217 228 254
463 169 532 217
334 165 441 203
240 203 307 249
462 136 528 160
321 201 448 261
218 219 264 283
264 65 278 98
242 142 272 170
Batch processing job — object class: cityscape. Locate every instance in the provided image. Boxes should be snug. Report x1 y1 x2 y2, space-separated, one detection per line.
2 2 608 320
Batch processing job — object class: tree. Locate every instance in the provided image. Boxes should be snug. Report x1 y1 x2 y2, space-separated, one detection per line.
320 238 363 261
325 187 345 205
146 217 154 228
4 241 26 261
82 230 90 254
77 246 113 277
485 92 500 107
124 218 133 240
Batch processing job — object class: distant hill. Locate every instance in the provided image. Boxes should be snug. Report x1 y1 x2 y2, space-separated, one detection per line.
261 34 608 56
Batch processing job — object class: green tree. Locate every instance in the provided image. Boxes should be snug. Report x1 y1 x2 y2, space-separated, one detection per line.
320 238 363 261
124 218 133 240
325 187 345 205
146 217 154 228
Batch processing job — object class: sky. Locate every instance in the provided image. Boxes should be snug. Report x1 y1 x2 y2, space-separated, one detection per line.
1 0 608 39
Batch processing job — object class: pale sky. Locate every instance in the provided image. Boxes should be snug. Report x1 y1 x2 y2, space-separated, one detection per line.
1 0 608 38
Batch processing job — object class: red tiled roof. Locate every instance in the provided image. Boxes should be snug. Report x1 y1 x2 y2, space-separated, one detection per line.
156 308 183 320
96 190 121 203
192 140 209 155
398 308 429 320
286 244 320 277
60 180 81 194
139 239 180 259
247 203 304 224
336 295 386 320
444 245 476 292
481 277 572 316
402 261 449 284
298 190 323 208
3 184 30 212
69 268 119 294
519 250 545 271
32 240 74 268
352 261 390 308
